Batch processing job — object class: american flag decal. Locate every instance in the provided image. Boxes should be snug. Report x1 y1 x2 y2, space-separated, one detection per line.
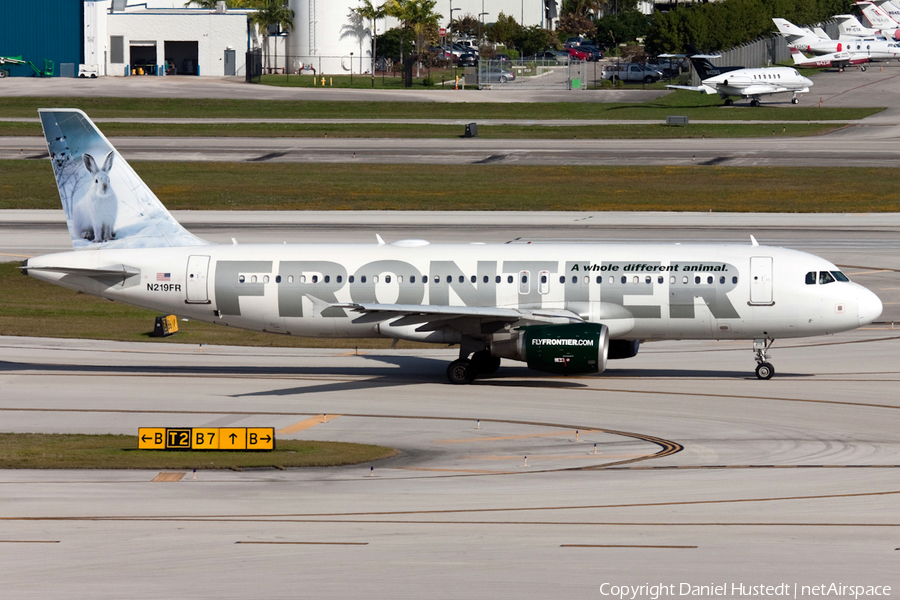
157 273 171 281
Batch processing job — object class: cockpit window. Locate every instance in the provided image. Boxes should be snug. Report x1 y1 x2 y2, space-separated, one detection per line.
831 271 850 282
805 272 816 285
818 271 835 285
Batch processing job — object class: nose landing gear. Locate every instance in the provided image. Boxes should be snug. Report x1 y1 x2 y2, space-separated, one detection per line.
753 338 775 380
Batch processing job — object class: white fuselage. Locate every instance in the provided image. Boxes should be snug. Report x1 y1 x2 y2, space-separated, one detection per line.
26 241 882 343
702 67 813 100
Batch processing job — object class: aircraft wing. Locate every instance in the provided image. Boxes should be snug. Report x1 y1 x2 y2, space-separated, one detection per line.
666 84 718 94
334 302 584 330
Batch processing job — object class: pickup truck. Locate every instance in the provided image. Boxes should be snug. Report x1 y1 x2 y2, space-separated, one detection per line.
601 63 664 84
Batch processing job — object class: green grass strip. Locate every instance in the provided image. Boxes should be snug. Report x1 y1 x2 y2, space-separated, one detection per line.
0 93 881 121
0 121 844 139
0 433 396 469
3 161 900 212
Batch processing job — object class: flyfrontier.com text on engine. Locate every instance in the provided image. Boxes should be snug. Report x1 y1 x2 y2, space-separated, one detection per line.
599 583 892 600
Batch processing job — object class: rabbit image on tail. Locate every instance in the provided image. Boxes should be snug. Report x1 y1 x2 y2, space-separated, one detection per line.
73 151 117 242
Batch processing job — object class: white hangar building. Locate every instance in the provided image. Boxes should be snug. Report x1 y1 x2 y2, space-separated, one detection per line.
84 0 255 77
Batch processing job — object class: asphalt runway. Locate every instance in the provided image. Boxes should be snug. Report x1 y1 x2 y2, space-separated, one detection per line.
1 328 898 598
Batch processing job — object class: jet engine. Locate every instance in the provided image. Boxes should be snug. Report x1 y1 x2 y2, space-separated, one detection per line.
608 339 640 360
491 323 609 375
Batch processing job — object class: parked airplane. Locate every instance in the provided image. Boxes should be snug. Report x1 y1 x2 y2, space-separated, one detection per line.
773 17 900 60
789 47 869 70
857 0 900 30
667 55 813 106
835 10 900 39
24 110 882 383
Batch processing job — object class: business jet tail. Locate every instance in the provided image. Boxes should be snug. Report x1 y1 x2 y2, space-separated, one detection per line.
38 109 208 249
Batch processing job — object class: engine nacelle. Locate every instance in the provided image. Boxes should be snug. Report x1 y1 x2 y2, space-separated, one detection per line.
492 323 609 375
608 339 640 360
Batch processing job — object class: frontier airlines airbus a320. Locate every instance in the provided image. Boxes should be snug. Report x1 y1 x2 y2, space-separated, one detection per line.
23 110 882 384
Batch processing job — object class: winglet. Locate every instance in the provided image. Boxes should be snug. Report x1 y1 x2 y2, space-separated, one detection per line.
750 235 759 246
376 234 386 245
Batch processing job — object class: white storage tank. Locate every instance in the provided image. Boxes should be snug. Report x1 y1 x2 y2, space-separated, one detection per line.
288 0 373 75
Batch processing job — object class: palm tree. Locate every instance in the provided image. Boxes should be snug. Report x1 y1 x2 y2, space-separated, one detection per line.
385 0 441 77
354 0 386 75
249 0 294 73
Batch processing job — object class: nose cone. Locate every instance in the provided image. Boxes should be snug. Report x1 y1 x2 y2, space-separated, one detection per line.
802 76 814 87
858 289 883 326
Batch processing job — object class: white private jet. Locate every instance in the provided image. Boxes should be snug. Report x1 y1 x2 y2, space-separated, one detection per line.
774 18 900 60
23 110 882 383
834 12 900 39
789 47 870 71
667 54 813 106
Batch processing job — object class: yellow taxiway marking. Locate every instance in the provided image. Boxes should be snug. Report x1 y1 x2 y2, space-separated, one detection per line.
338 350 368 356
436 430 599 444
152 473 185 482
466 454 648 461
277 414 340 434
848 269 893 275
0 253 33 258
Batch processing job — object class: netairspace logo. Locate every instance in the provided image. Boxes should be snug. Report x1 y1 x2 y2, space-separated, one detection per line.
599 583 892 600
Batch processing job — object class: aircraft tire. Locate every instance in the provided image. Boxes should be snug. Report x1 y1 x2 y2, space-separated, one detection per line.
750 100 760 107
724 98 733 106
447 359 476 384
861 65 867 71
755 362 775 380
791 97 799 104
471 350 501 375
0 70 7 79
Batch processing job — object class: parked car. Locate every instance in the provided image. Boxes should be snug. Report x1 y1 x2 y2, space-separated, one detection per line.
602 63 664 83
564 36 586 49
568 47 590 61
647 57 688 78
458 52 479 68
531 50 569 65
482 66 516 83
577 44 603 61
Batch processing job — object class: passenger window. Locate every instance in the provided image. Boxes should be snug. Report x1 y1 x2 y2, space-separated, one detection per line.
372 275 379 283
470 275 476 283
348 275 354 283
633 276 639 284
683 276 688 284
596 276 602 284
609 276 614 284
541 275 547 284
447 275 452 284
434 275 440 283
719 276 725 284
263 275 270 283
483 276 489 283
670 276 675 284
288 275 294 283
621 276 627 284
276 275 282 283
410 275 416 284
299 275 306 283
397 276 403 283
459 275 464 284
707 276 713 284
311 275 317 283
658 276 663 284
361 275 367 283
560 276 566 284
819 271 835 284
337 275 342 283
584 276 589 284
805 272 816 285
384 275 390 283
507 275 513 284
496 276 502 284
572 276 578 284
695 276 701 284
645 276 651 284
324 275 330 283
251 275 258 283
239 275 245 283
732 276 738 284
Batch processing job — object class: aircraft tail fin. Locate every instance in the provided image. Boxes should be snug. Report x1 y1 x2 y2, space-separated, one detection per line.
856 0 898 28
39 109 208 250
813 27 831 39
789 48 807 64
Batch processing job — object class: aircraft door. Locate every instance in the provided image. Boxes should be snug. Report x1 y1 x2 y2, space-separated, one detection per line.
186 255 211 304
749 256 773 305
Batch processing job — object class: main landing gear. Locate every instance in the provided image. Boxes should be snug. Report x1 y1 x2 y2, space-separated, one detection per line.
446 349 501 384
753 338 775 380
